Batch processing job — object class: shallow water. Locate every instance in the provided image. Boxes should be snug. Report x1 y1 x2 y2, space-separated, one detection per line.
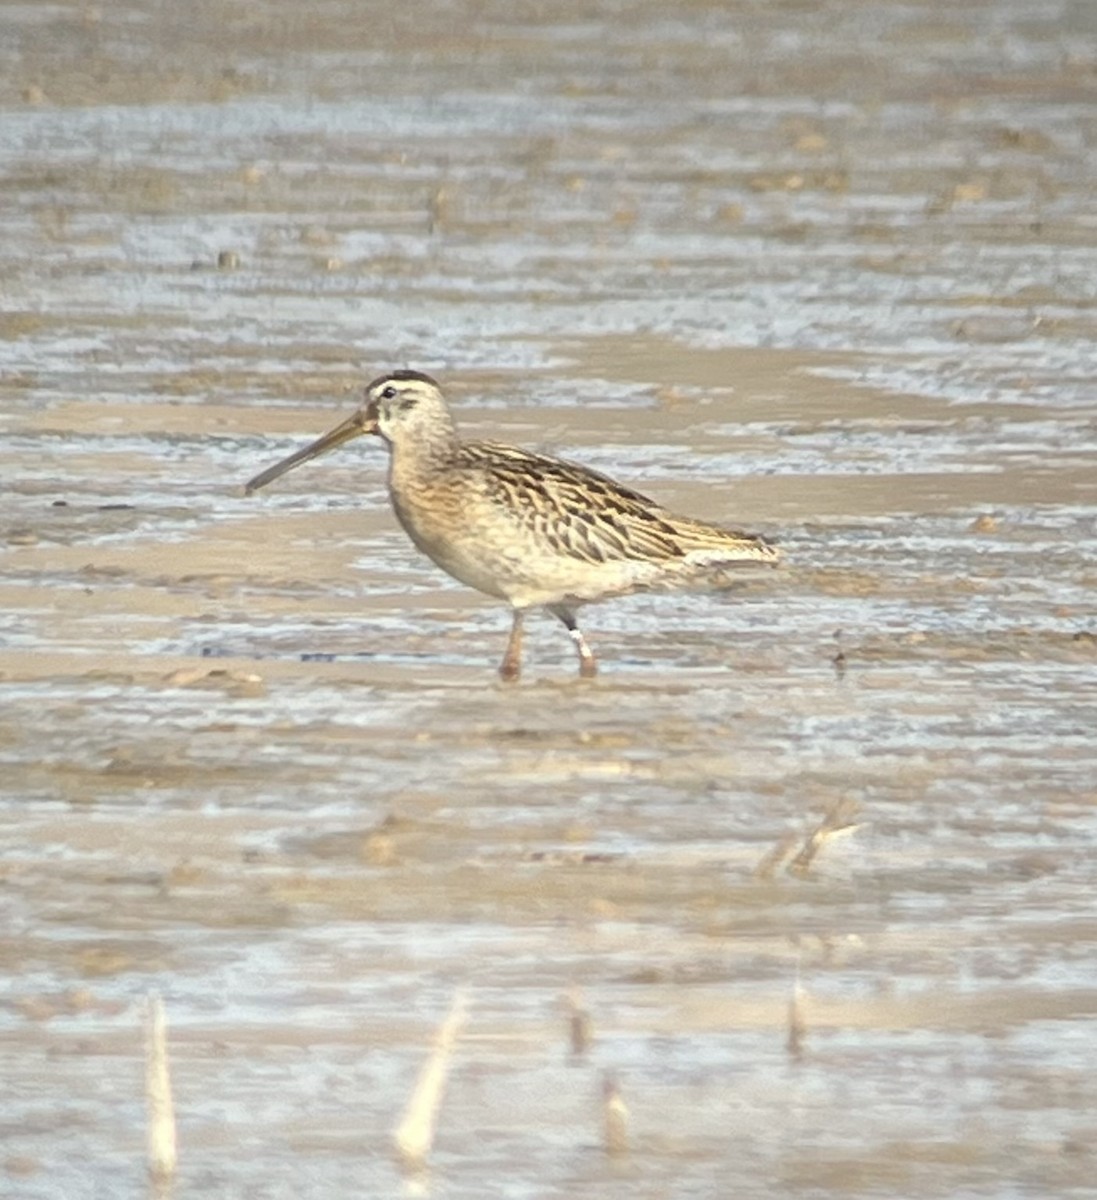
2 2 1096 1197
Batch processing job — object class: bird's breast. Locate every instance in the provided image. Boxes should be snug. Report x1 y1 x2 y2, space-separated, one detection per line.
388 470 518 600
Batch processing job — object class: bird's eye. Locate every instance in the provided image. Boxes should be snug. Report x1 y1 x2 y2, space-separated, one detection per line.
380 385 397 400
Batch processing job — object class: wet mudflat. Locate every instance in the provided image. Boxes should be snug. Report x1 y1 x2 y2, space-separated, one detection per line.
2 2 1096 1197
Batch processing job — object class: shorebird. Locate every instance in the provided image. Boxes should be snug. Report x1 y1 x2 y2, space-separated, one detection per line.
245 371 779 680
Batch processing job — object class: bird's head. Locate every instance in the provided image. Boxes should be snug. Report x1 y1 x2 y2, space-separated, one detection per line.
244 370 453 494
362 370 455 448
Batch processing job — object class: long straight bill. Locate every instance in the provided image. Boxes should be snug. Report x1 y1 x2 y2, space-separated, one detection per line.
244 411 372 494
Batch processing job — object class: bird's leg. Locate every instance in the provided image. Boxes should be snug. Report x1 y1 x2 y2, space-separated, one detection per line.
549 605 598 679
500 610 525 682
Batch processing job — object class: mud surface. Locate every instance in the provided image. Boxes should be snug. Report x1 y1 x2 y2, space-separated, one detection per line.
2 2 1096 1197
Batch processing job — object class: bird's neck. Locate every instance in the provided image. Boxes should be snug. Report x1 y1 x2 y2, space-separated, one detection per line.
386 422 460 478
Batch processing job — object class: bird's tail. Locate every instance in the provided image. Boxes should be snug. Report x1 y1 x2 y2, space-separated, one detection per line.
671 517 781 571
608 518 781 596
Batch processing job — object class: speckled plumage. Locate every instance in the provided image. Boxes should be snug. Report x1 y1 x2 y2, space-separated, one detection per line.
246 371 779 680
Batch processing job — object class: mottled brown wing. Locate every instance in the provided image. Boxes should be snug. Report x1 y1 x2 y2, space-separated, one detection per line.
462 441 694 565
